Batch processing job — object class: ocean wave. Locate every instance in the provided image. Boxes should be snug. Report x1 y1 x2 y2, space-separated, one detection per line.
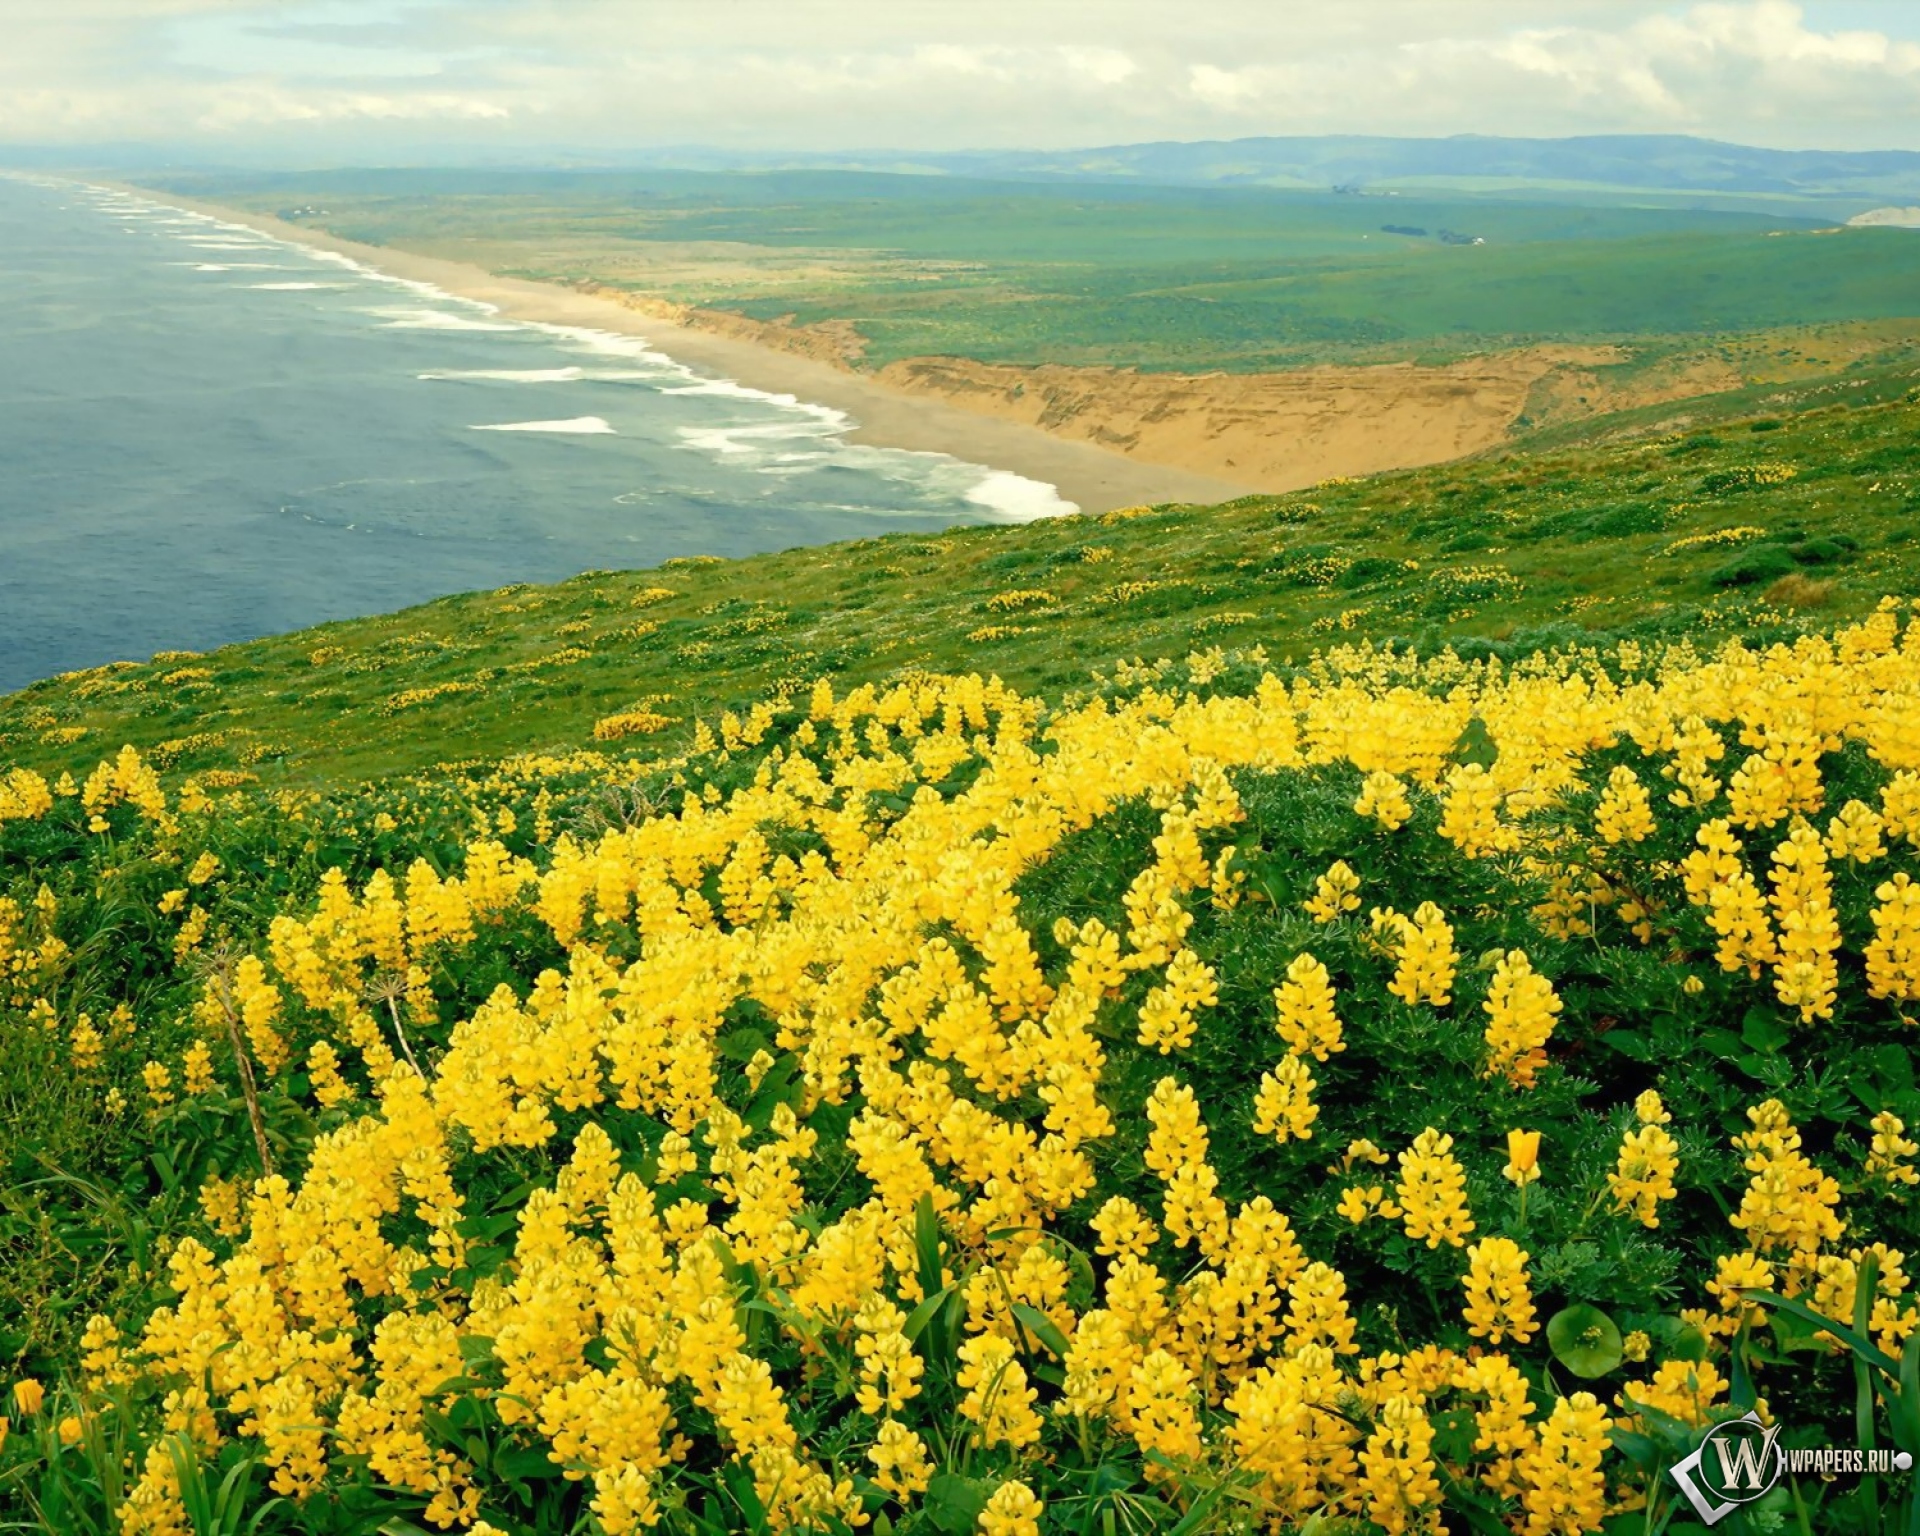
372 308 519 332
661 377 851 429
423 367 590 383
963 469 1079 523
471 417 617 434
530 323 686 371
676 418 847 459
250 282 341 291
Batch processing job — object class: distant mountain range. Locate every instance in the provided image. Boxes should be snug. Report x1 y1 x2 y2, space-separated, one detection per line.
928 134 1920 199
13 132 1920 210
586 135 1920 209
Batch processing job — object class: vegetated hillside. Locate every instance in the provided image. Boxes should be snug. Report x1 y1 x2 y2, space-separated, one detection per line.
5 369 1920 788
5 601 1920 1533
145 168 1920 373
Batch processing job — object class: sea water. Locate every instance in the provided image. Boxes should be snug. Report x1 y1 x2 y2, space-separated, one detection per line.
0 176 1073 693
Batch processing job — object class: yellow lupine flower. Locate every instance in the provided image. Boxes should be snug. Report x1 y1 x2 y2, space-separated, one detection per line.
1594 764 1657 844
1273 951 1344 1061
1396 1129 1474 1249
1609 1122 1680 1228
1462 1237 1539 1344
1304 859 1362 923
1252 1054 1319 1143
1358 1395 1443 1534
978 1479 1044 1536
1482 949 1561 1087
1354 769 1413 831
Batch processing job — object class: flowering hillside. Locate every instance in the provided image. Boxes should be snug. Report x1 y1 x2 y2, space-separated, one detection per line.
6 607 1920 1533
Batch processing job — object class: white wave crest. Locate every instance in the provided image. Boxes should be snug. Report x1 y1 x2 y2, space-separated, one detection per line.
963 469 1078 523
421 367 587 383
471 417 616 434
372 308 518 332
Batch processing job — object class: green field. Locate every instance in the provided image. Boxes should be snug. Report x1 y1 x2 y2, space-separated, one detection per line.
147 168 1920 374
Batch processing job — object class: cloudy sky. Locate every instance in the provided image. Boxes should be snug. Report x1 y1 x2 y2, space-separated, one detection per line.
3 0 1919 158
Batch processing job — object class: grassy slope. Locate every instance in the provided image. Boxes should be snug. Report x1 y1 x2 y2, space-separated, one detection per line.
145 169 1920 373
5 365 1919 788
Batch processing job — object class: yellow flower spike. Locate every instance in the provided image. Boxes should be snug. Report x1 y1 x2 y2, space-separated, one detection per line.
1866 1111 1920 1190
1481 949 1561 1087
1634 1090 1671 1126
1396 1129 1474 1249
1358 1395 1443 1533
1461 1237 1539 1345
1595 763 1657 845
1609 1121 1681 1228
1252 1054 1319 1144
979 1478 1045 1536
1354 769 1413 831
1517 1393 1610 1531
1273 952 1344 1061
1304 860 1361 923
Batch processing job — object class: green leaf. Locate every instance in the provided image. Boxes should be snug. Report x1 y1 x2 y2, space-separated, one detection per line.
924 1472 988 1534
1743 1288 1898 1371
1740 1007 1789 1055
1011 1302 1071 1359
1548 1303 1624 1378
914 1193 945 1300
1600 1030 1655 1062
903 1284 956 1344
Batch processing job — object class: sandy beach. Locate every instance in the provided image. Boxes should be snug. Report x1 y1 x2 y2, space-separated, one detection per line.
110 183 1258 516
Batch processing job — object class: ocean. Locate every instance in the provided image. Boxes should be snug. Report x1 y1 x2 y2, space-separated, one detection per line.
0 176 1072 694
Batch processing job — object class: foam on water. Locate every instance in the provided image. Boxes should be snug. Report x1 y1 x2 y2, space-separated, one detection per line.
250 282 341 291
471 417 617 434
420 366 586 383
964 469 1080 523
371 308 520 333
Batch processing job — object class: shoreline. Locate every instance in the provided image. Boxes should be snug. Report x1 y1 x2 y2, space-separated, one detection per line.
106 182 1259 517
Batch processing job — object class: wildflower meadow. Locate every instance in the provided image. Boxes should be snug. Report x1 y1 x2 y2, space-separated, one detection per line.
5 606 1920 1534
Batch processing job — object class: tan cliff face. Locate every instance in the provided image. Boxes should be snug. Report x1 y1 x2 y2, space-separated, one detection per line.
590 286 1765 493
869 354 1542 490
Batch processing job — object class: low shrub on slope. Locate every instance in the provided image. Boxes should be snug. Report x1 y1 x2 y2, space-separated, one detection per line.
7 608 1920 1531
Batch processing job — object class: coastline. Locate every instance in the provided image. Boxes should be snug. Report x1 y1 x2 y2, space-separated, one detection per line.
107 182 1259 516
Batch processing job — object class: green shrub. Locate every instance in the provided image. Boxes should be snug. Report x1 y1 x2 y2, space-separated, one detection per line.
1709 542 1798 587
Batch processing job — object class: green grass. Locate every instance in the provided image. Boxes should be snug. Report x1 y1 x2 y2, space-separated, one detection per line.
7 372 1920 788
141 168 1920 373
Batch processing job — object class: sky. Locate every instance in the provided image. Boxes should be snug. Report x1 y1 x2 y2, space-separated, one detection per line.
3 0 1920 159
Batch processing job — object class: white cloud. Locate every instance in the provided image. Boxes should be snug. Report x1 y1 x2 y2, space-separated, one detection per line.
1 0 1918 152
